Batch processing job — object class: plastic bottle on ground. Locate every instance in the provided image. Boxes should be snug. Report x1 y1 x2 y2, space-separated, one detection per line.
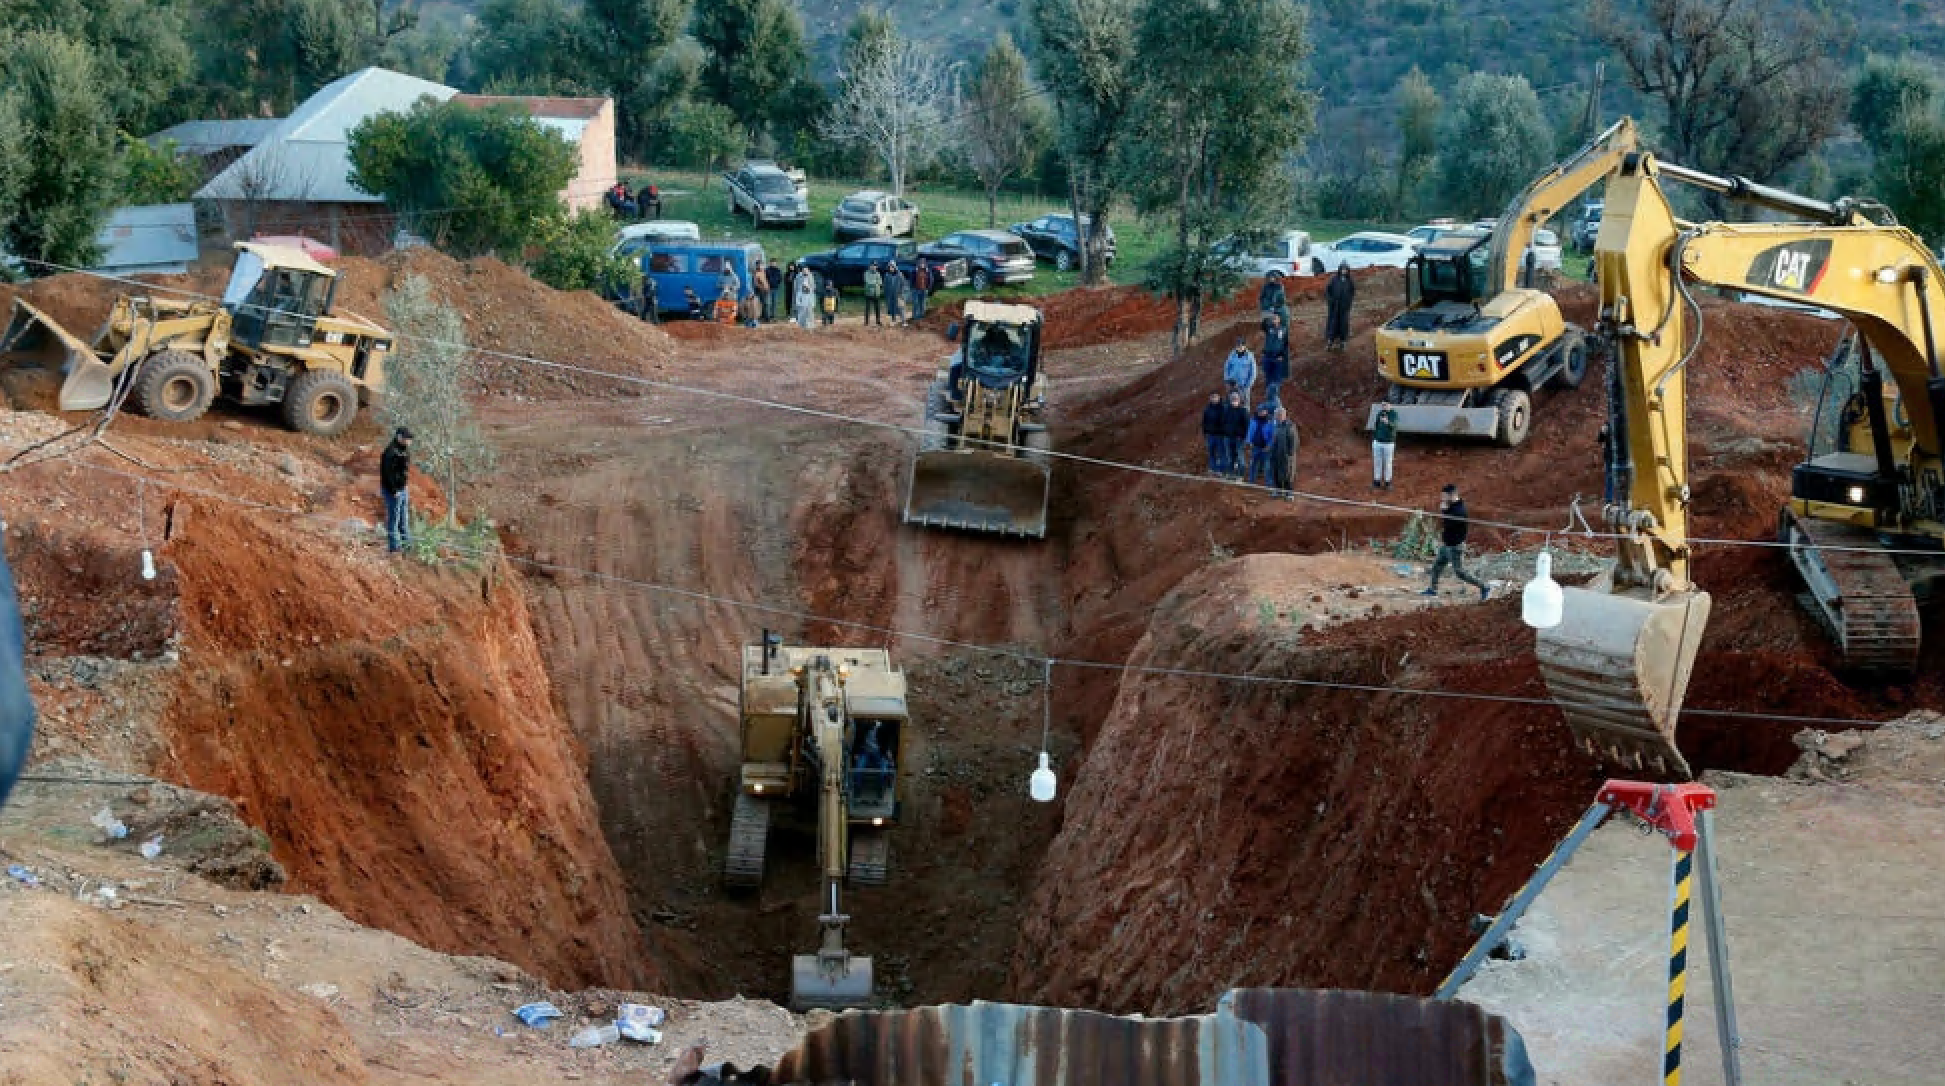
568 1023 620 1048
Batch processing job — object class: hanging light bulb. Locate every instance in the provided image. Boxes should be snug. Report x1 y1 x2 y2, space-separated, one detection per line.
140 549 157 582
1028 751 1057 803
1523 550 1563 630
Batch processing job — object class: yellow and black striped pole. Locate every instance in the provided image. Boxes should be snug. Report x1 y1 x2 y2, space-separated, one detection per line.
1664 846 1695 1086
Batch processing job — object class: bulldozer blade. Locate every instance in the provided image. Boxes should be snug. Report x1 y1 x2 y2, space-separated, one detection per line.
1534 579 1711 779
903 450 1050 539
1 298 113 411
789 954 874 1011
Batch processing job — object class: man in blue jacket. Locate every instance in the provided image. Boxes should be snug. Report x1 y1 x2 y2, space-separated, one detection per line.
1245 406 1275 485
0 541 35 811
1223 339 1257 406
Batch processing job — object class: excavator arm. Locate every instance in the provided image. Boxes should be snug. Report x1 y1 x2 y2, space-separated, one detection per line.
791 661 874 1010
1487 117 1640 293
1538 149 1945 774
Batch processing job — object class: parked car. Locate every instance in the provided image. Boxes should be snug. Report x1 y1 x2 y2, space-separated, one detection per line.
1310 231 1419 274
611 221 702 262
1572 202 1602 253
638 240 767 315
1215 230 1315 279
724 162 810 228
797 239 968 292
1406 219 1463 248
1008 213 1117 271
832 190 919 240
1461 220 1564 276
917 229 1036 291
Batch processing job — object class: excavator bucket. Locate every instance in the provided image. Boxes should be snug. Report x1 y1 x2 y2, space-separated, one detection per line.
1534 576 1711 779
903 448 1050 539
1 298 114 411
789 952 874 1011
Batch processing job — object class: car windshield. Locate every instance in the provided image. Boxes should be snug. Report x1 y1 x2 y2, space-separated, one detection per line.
754 174 793 194
966 320 1032 383
840 198 874 214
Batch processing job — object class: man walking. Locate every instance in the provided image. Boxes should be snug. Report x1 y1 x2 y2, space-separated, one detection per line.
863 263 884 327
1223 338 1257 405
912 260 932 320
1270 405 1298 498
764 261 785 322
380 427 413 553
1324 266 1355 350
1372 403 1397 490
1220 390 1250 480
1423 483 1489 600
1200 392 1227 475
1261 312 1290 408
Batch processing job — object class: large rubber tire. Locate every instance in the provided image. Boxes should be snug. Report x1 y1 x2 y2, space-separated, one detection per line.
971 267 992 292
1489 387 1533 448
1552 334 1589 391
282 369 359 437
134 349 215 423
1313 257 1327 276
1054 249 1074 272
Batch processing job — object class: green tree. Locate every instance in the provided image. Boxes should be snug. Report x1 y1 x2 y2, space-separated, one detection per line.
960 33 1050 226
0 0 194 135
529 210 641 294
1435 72 1552 218
348 98 578 257
1853 54 1938 148
0 30 120 269
379 274 493 528
0 94 26 248
692 0 813 140
657 98 743 169
1121 0 1313 350
1854 62 1945 246
1395 67 1440 213
117 136 202 205
581 0 694 155
819 15 954 195
1029 0 1138 285
468 0 596 96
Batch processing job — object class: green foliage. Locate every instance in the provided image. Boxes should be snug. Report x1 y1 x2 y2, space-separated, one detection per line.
380 274 495 527
0 29 120 269
1029 0 1138 283
117 136 201 205
191 0 401 118
693 0 815 140
1864 100 1945 245
582 0 695 153
960 33 1051 226
0 0 194 135
529 210 641 294
469 0 597 95
402 509 501 567
348 98 577 258
1854 54 1939 147
656 98 744 169
1435 72 1552 219
1395 66 1439 212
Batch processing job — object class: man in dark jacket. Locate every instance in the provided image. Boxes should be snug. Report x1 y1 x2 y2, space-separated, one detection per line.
764 261 785 322
0 539 35 811
1270 405 1298 498
912 261 932 320
640 275 659 323
1324 266 1355 350
1258 276 1286 316
1261 312 1290 408
380 427 413 553
1200 392 1227 475
1423 483 1489 599
1220 391 1251 479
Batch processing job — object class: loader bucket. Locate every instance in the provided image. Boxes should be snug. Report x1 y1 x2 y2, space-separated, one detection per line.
903 449 1050 539
1534 578 1711 779
790 952 874 1011
1 298 113 411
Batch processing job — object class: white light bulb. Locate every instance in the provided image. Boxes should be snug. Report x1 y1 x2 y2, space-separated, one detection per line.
1029 751 1057 803
1522 550 1563 630
140 549 157 582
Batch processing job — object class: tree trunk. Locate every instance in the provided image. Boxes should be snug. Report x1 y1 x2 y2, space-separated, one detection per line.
1172 142 1193 356
987 182 999 228
445 461 458 529
1068 173 1091 284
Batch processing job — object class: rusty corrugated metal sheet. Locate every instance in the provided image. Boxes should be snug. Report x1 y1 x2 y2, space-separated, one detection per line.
741 988 1532 1086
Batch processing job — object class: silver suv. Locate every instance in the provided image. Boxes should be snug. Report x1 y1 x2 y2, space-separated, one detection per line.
832 190 918 240
725 163 810 228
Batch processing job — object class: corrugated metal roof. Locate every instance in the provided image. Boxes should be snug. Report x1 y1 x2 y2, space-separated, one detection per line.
147 119 280 155
197 67 457 204
722 989 1533 1086
92 204 198 274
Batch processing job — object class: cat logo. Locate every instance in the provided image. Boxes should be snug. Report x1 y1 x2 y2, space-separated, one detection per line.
1746 240 1832 295
1399 351 1447 380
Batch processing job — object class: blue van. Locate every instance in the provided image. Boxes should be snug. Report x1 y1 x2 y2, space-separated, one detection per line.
642 240 766 316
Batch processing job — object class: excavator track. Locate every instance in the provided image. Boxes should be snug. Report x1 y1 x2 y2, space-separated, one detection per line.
1784 510 1921 673
723 793 770 889
846 829 890 886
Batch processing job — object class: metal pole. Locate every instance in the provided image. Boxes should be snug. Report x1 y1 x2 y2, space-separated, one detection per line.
1664 846 1695 1086
1695 809 1745 1086
1435 801 1612 999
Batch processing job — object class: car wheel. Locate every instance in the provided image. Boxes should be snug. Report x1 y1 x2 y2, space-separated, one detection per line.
753 208 765 228
1055 249 1074 272
1313 258 1327 276
971 267 992 292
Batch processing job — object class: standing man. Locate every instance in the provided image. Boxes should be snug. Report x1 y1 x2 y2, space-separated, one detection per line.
1223 338 1257 405
717 260 741 303
1200 392 1227 475
1261 312 1290 408
1423 483 1490 600
793 266 818 330
764 260 785 322
1245 405 1274 485
1372 404 1397 490
1220 390 1250 480
884 263 907 326
752 260 771 322
1258 274 1287 318
1270 405 1298 499
380 427 413 553
820 278 839 327
0 535 36 811
863 263 884 327
1324 265 1355 350
639 274 659 323
911 260 932 321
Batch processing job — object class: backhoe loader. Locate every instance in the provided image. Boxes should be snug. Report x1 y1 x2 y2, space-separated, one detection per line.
1368 119 1641 446
723 632 908 1010
0 242 390 437
904 300 1051 538
1536 149 1945 776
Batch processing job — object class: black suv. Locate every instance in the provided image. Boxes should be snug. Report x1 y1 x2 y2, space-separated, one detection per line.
1007 213 1117 271
797 239 968 291
918 230 1037 291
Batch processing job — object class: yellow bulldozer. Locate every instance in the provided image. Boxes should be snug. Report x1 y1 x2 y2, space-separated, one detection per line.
1536 147 1945 777
904 300 1051 538
723 632 909 1010
1368 119 1641 447
0 242 390 437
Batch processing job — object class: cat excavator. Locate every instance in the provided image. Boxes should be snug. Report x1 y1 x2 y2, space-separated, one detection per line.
1536 149 1945 776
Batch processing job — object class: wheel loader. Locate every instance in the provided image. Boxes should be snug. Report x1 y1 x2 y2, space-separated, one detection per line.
0 242 390 437
1535 146 1945 777
723 631 908 1010
1367 119 1641 447
903 300 1051 538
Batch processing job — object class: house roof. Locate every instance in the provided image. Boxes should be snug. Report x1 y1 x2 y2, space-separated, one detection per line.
92 204 198 273
197 67 458 204
147 119 280 155
452 94 607 146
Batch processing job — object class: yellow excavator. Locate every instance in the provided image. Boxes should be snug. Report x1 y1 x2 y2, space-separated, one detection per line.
904 300 1051 538
1369 119 1641 446
723 632 908 1010
1536 148 1945 776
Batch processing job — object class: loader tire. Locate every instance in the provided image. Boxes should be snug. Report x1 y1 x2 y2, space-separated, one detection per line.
1551 334 1588 391
134 349 215 424
283 369 359 437
1489 387 1533 448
